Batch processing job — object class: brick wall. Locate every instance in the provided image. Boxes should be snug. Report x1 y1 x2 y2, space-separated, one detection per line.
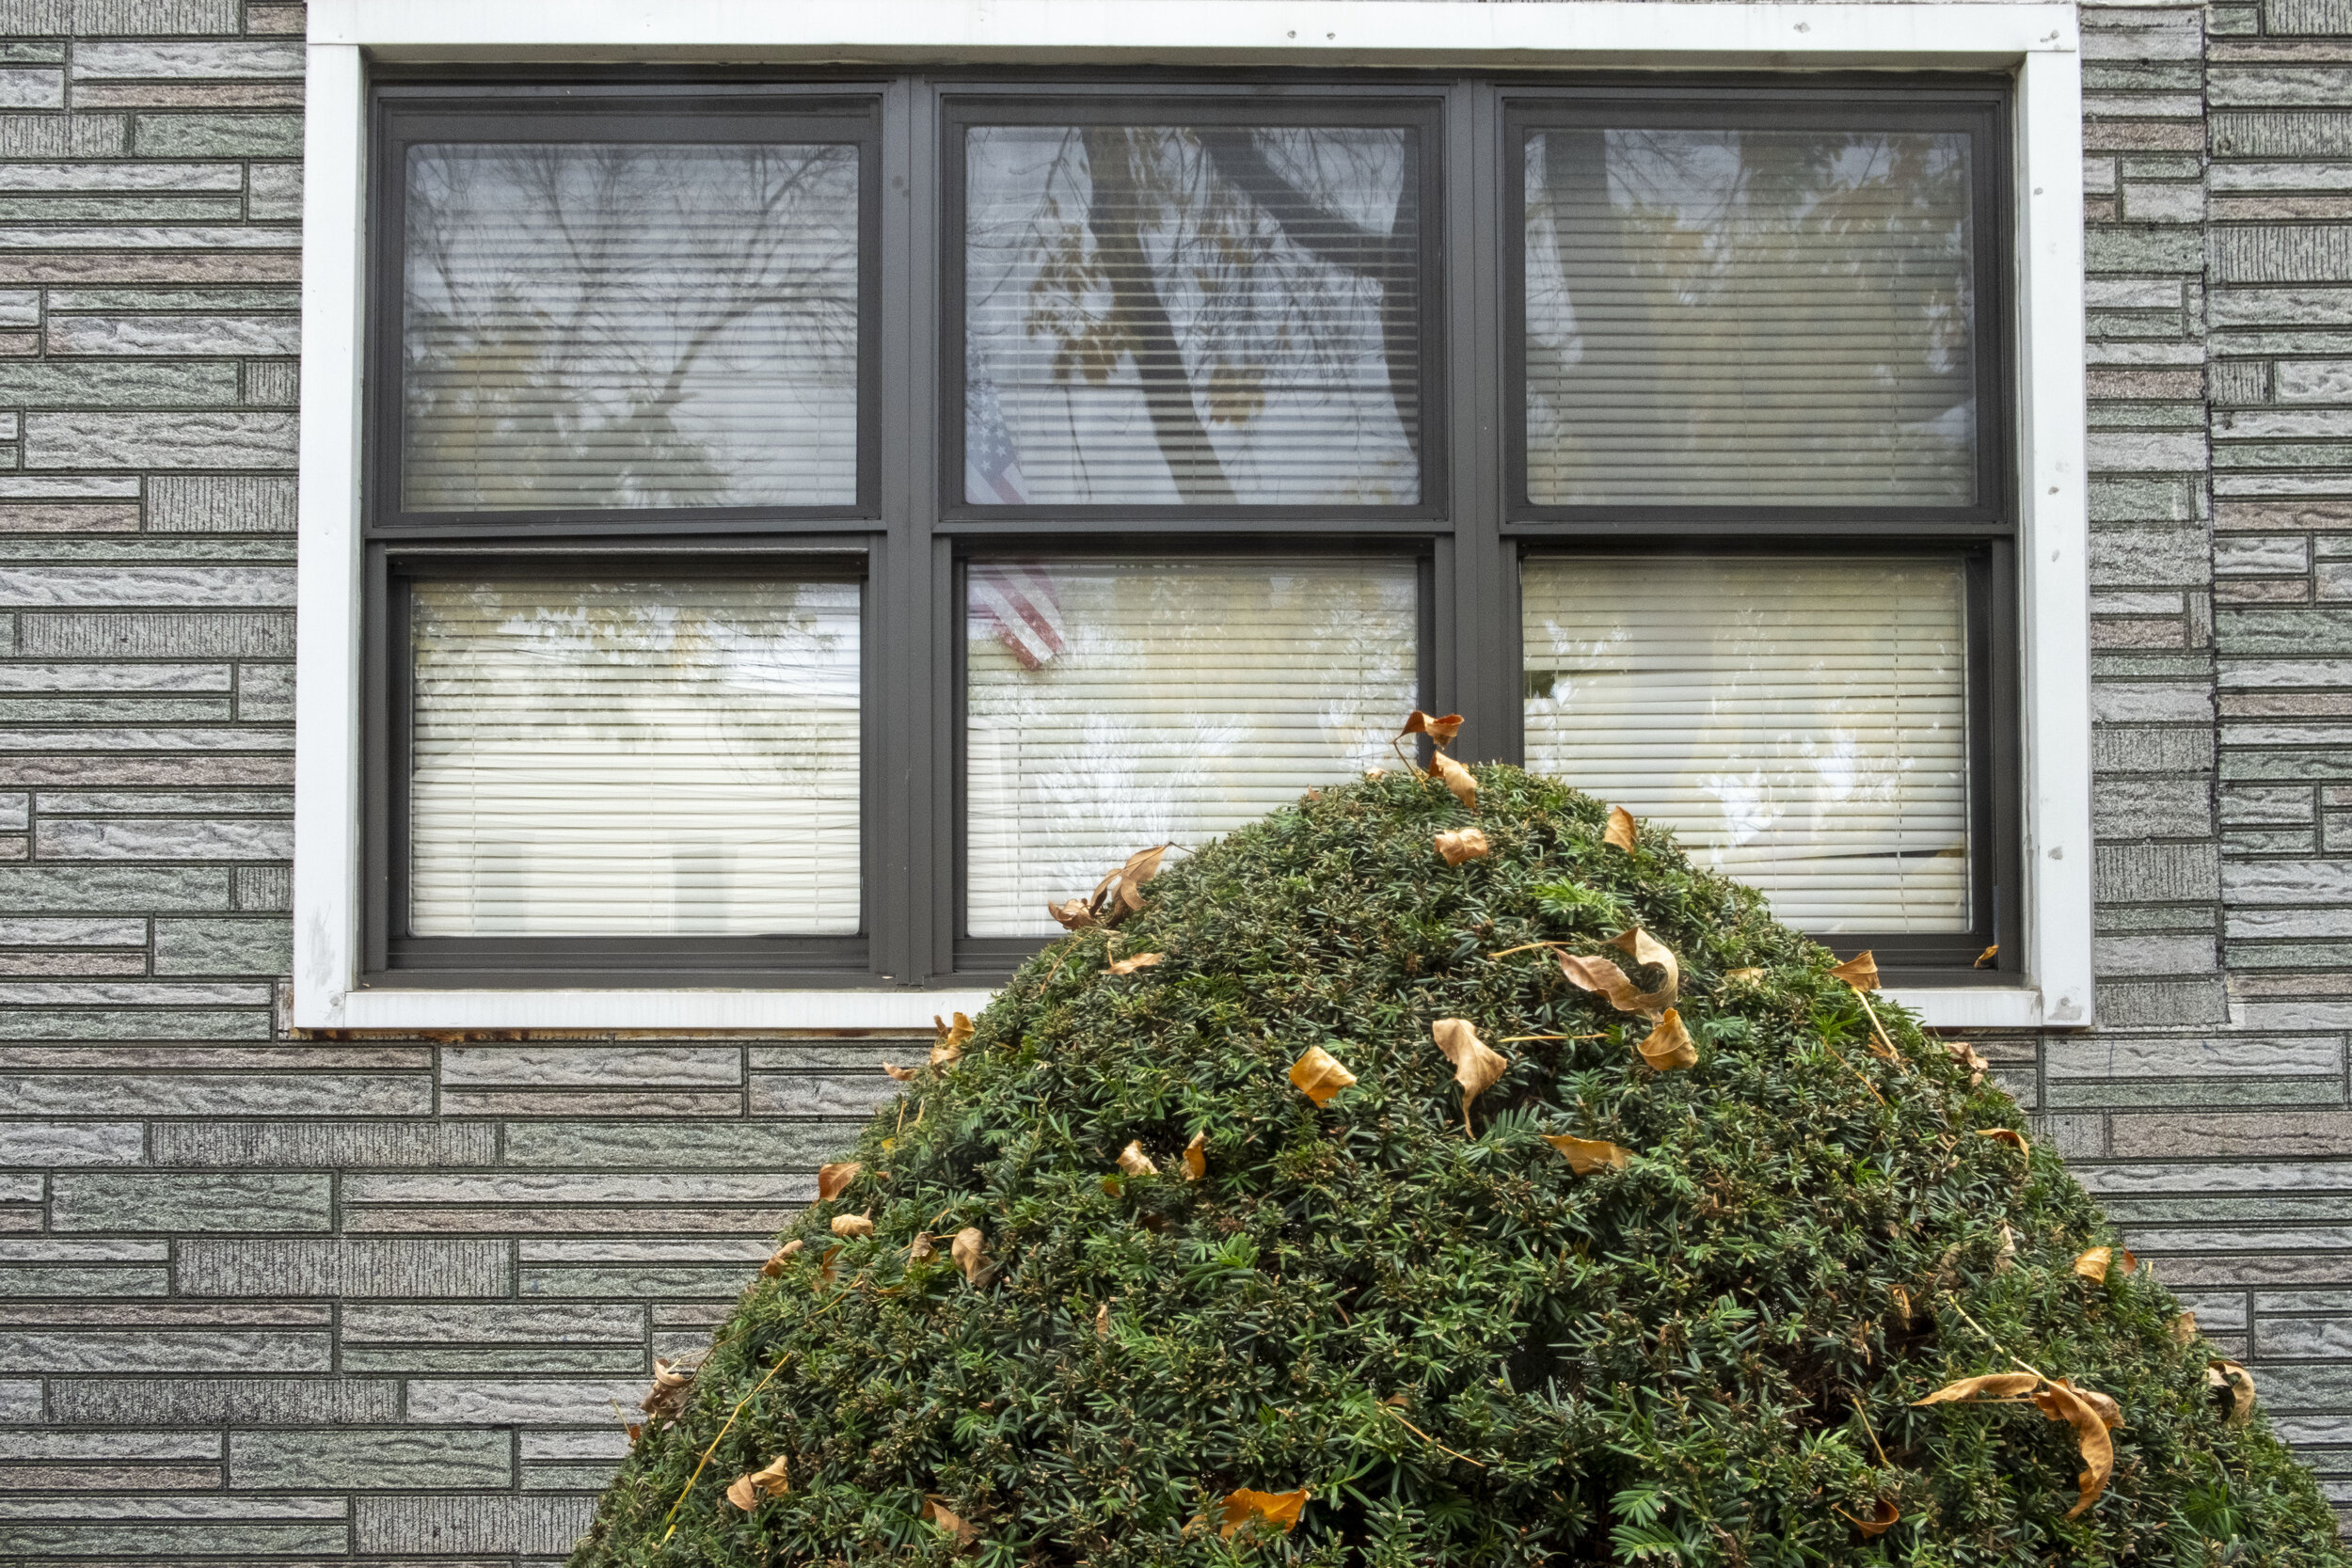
8 0 2352 1559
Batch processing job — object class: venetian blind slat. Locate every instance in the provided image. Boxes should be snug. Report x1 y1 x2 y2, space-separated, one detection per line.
964 124 1422 507
965 557 1418 937
407 578 862 937
1523 128 1978 507
402 141 862 513
1522 555 1971 933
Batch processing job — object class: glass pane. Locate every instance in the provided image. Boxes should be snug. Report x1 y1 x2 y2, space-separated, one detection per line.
965 122 1422 506
967 557 1418 936
1522 555 1969 932
402 141 861 512
1524 129 1976 506
408 578 860 936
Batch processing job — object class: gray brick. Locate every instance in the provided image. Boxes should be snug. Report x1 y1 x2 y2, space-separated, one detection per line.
2049 1035 2343 1076
47 312 297 356
340 1303 644 1344
72 0 241 30
2097 979 2233 1025
18 610 290 657
129 111 297 157
2097 840 2221 901
235 660 289 721
345 1174 808 1206
52 1173 328 1232
355 1495 594 1557
0 864 222 911
72 40 299 78
2267 0 2352 31
151 916 287 974
52 1377 393 1425
230 1428 512 1491
0 1328 326 1372
2094 932 2220 975
0 1121 141 1165
177 1239 510 1298
143 473 292 536
2093 775 2213 836
23 411 294 469
0 1073 428 1117
501 1120 850 1169
2093 725 2217 772
749 1073 902 1117
151 1120 494 1167
0 112 118 157
231 863 289 911
0 1523 347 1556
439 1046 740 1088
399 1378 649 1427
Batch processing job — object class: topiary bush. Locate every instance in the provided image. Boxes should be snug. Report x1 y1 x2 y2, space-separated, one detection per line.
572 760 2345 1567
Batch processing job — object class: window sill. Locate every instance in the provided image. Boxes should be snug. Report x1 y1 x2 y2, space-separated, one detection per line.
1883 986 2080 1031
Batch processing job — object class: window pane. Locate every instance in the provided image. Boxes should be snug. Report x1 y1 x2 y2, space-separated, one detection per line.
1524 129 1975 506
965 123 1422 506
967 557 1417 936
1522 555 1969 932
408 577 860 936
402 141 861 512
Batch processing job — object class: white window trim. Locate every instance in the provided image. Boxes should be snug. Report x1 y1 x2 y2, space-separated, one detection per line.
293 0 2090 1034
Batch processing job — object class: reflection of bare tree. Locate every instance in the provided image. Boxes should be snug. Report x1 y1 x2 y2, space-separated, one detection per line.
404 142 860 510
977 125 1418 503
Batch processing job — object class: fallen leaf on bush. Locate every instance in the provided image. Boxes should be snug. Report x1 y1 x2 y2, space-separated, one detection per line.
1116 1140 1155 1178
1290 1045 1357 1105
908 1233 934 1261
2208 1360 2256 1424
1183 1131 1206 1182
1636 1008 1697 1071
930 1012 972 1067
1400 709 1464 747
2035 1378 2117 1518
818 1245 841 1284
1559 928 1680 1017
1978 1128 2029 1155
1604 805 1637 852
1945 1040 1989 1083
1430 752 1477 809
1828 951 1880 991
883 1062 917 1082
1834 1499 1900 1538
818 1162 861 1202
1915 1371 2041 1405
2170 1310 2198 1346
640 1357 697 1425
1976 943 1999 968
724 1455 790 1510
2042 1378 2122 1433
830 1213 873 1239
1047 896 1095 931
922 1497 977 1544
761 1240 803 1277
951 1227 987 1286
1432 1018 1506 1131
1105 952 1163 975
1543 1132 1629 1175
1995 1223 2018 1273
1722 967 1765 989
1435 827 1489 865
1088 843 1173 923
1889 1283 1914 1323
2073 1246 2114 1281
1095 1299 1111 1337
1219 1487 1309 1539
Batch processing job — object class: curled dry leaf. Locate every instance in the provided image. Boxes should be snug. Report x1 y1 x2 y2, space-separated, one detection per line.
1399 709 1465 748
2073 1245 2114 1281
950 1226 987 1287
1945 1040 1990 1084
2208 1359 2257 1425
1914 1371 2041 1406
1434 827 1490 865
1430 752 1477 809
639 1357 697 1426
1182 1130 1207 1182
2034 1379 2118 1518
1834 1499 1901 1539
921 1497 978 1546
1087 843 1174 925
1636 1008 1697 1072
1828 950 1881 992
1995 1222 2019 1273
1559 927 1680 1017
1104 952 1163 975
817 1162 862 1203
1603 805 1638 853
2170 1310 2198 1346
818 1245 841 1285
1976 942 2000 969
724 1455 790 1510
1543 1132 1629 1175
830 1212 874 1239
1115 1140 1155 1179
1722 966 1766 990
1046 896 1095 932
1219 1487 1310 1540
1290 1045 1357 1106
883 1062 917 1083
761 1239 803 1278
1432 1018 1507 1132
1978 1128 2030 1156
2044 1378 2123 1433
908 1233 935 1262
1095 1299 1111 1338
930 1012 972 1068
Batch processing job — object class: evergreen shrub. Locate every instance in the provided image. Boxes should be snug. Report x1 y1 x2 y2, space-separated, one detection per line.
573 761 2344 1566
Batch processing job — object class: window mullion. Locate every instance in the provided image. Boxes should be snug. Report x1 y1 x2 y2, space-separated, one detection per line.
1447 78 1518 762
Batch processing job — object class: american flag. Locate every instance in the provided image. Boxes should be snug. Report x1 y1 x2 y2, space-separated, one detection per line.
964 329 1031 507
970 562 1067 672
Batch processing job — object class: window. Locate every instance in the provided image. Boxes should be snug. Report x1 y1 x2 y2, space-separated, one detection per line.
340 71 2034 999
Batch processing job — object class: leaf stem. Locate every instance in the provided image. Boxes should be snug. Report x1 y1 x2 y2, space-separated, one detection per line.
659 1352 796 1544
1383 1406 1486 1468
1945 1293 2049 1385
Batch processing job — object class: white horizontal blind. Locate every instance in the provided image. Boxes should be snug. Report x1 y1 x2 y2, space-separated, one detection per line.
1522 555 1969 932
1524 129 1976 506
967 557 1417 937
402 141 861 512
408 578 861 937
964 124 1421 506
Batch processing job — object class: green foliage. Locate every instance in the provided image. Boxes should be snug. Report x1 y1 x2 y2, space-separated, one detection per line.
573 767 2344 1567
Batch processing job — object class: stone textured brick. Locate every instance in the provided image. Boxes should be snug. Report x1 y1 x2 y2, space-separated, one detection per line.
230 1428 514 1491
51 1173 329 1232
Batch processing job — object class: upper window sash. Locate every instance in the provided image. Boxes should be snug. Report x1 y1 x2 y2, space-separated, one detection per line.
364 91 885 536
1502 89 2012 531
939 92 1448 526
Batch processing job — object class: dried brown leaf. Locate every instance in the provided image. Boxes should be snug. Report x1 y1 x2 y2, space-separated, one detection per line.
1722 966 1766 989
818 1245 840 1285
2170 1310 2197 1346
724 1455 790 1510
1399 709 1465 747
760 1240 803 1278
1219 1487 1310 1540
1430 751 1477 809
922 1496 978 1546
1182 1130 1206 1182
2034 1378 2117 1518
1978 1128 2030 1155
1603 805 1637 853
1945 1040 1989 1083
2043 1378 2123 1432
1086 843 1174 925
1104 952 1163 975
1558 927 1680 1016
1828 950 1881 992
950 1227 987 1286
908 1233 935 1262
1289 1045 1357 1106
930 1012 972 1067
639 1357 697 1426
2073 1245 2114 1281
883 1062 917 1083
2208 1359 2257 1425
1432 1018 1506 1132
1114 1140 1155 1179
1995 1222 2018 1273
1976 942 1999 968
1636 1008 1697 1072
1835 1499 1900 1539
1914 1371 2041 1406
817 1162 861 1202
1434 827 1490 865
830 1213 873 1239
1095 1299 1111 1338
1543 1132 1629 1175
1047 896 1096 931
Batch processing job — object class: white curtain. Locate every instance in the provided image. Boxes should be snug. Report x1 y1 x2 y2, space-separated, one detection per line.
1523 555 1969 932
402 141 861 512
966 557 1418 937
1523 128 1977 506
408 578 861 937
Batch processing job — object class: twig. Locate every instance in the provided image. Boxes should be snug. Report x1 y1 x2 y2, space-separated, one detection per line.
1498 1033 1604 1043
1819 1037 1888 1109
1383 1406 1486 1469
659 1353 796 1544
1487 941 1572 959
1945 1293 2049 1385
1854 990 1908 1070
1852 1400 1891 1469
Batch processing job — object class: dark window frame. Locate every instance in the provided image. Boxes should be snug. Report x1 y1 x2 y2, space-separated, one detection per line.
357 69 2022 992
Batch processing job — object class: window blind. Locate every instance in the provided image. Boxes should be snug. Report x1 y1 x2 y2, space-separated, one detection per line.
964 123 1422 507
1522 555 1969 932
402 141 861 513
407 578 861 937
1523 129 1976 507
966 557 1418 937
